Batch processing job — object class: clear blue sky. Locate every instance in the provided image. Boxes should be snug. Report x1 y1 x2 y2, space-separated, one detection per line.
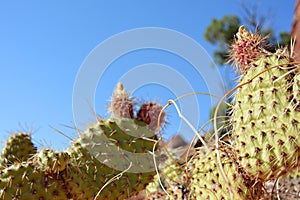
0 1 295 150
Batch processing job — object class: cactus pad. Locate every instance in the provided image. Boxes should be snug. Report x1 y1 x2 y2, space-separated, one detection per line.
189 146 262 200
0 133 37 167
0 163 67 199
232 55 300 181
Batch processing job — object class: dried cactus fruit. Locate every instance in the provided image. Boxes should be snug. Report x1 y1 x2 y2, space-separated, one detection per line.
137 102 166 131
228 25 270 74
107 82 135 118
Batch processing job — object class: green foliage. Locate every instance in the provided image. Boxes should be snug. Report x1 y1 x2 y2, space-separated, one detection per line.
205 15 240 45
205 15 240 65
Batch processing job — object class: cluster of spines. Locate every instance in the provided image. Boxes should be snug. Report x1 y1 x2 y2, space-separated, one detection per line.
265 167 300 199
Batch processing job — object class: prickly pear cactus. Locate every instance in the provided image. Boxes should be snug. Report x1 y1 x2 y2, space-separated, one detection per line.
64 141 116 199
188 146 263 200
65 117 157 199
0 132 37 167
230 26 300 181
0 82 167 200
0 162 67 199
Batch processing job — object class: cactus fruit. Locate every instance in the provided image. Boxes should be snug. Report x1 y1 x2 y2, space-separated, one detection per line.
0 162 67 199
0 132 37 167
228 25 270 74
137 102 165 131
188 146 263 200
107 82 135 118
230 26 300 181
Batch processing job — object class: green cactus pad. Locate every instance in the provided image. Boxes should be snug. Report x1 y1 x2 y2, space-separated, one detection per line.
0 133 37 167
79 118 157 173
65 140 155 200
233 56 300 181
64 117 157 199
189 146 262 200
0 163 67 200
